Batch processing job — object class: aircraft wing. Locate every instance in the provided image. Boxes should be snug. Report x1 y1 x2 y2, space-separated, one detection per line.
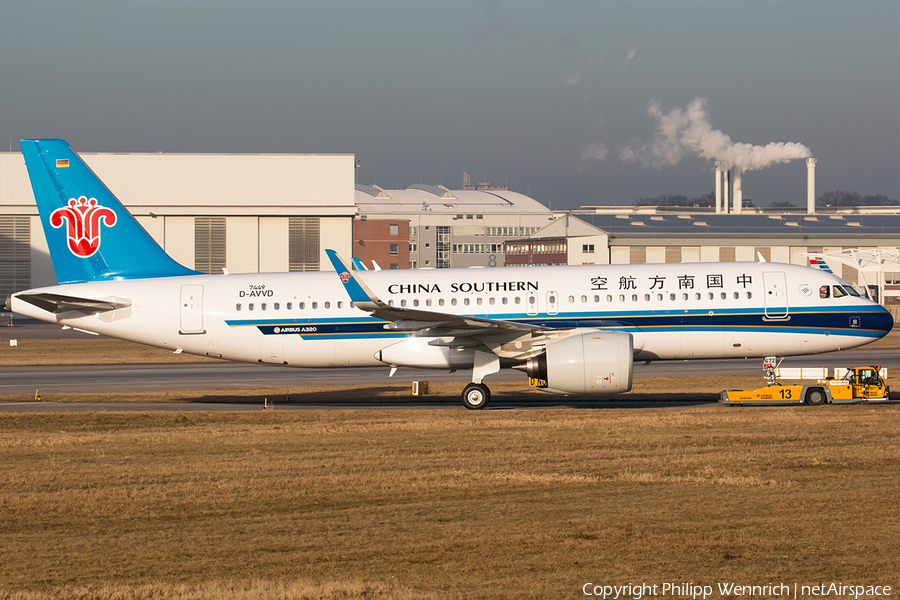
325 250 544 337
13 292 131 315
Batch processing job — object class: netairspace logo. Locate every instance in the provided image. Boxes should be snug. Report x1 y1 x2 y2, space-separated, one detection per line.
581 582 893 599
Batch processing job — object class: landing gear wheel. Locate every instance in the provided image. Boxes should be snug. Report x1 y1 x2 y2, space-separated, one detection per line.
462 383 490 410
805 388 826 406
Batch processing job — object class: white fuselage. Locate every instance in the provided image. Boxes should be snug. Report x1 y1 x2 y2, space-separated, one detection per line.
11 262 892 369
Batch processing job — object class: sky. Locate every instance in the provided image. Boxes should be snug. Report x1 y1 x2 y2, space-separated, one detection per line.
1 0 898 208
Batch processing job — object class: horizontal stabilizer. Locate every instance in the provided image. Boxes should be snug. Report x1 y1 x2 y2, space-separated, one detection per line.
14 292 131 315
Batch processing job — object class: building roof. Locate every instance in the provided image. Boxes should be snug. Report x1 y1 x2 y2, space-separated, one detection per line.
355 184 550 216
570 213 900 238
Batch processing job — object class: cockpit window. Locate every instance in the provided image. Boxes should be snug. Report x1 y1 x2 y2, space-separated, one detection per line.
819 285 830 299
843 285 861 297
832 286 847 298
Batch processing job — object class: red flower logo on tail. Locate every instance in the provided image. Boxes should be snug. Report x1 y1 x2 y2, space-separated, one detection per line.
340 272 351 283
50 197 117 258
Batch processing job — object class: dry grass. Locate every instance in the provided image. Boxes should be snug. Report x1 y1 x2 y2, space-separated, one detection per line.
1 407 898 599
2 327 897 366
0 338 221 366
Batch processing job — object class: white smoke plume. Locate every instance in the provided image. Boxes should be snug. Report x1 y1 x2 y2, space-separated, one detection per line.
620 97 811 171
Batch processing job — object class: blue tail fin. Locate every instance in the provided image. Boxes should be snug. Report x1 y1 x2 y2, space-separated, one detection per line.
20 139 197 283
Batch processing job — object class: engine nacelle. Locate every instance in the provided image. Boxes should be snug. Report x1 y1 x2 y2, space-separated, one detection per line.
521 329 633 395
376 337 476 369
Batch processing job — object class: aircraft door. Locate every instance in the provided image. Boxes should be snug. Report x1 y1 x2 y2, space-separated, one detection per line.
763 272 788 319
179 285 205 334
526 290 538 316
547 291 559 316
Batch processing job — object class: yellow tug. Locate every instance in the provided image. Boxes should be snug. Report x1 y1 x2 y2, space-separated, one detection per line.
720 364 890 406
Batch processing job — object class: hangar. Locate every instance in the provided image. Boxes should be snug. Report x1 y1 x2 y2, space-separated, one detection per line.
0 149 356 299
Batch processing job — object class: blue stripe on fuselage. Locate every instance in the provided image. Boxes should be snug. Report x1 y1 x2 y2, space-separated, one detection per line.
224 304 891 340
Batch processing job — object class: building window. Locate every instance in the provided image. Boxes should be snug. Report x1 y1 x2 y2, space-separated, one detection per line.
0 216 31 297
194 216 226 274
390 263 399 269
436 226 451 268
583 244 594 253
390 224 399 236
289 217 320 272
390 244 399 255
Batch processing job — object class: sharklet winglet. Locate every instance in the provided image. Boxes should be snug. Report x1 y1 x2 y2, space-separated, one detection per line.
325 249 386 307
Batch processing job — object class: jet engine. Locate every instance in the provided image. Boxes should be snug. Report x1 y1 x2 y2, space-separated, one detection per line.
516 329 633 395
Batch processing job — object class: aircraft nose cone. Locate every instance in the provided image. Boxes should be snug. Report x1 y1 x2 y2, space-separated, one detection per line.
871 305 895 339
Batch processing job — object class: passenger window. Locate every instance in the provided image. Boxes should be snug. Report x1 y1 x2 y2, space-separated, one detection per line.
299 302 305 309
733 292 739 299
286 302 292 310
236 303 241 311
400 300 407 307
426 299 432 306
502 297 508 305
657 294 663 301
388 300 394 306
274 303 280 310
312 302 318 309
464 298 470 306
515 297 522 305
451 298 458 306
549 295 556 304
618 294 625 302
337 301 343 308
413 299 419 307
594 295 600 303
645 294 650 302
669 294 676 301
819 286 830 299
438 299 444 306
683 293 688 301
606 295 612 302
568 295 575 303
695 293 701 300
746 292 752 299
720 292 727 300
631 294 637 302
324 301 331 309
261 303 267 310
489 297 496 305
708 293 714 300
249 303 254 311
476 298 483 305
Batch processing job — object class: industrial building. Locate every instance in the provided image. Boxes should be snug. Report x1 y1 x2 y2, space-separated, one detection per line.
353 183 554 269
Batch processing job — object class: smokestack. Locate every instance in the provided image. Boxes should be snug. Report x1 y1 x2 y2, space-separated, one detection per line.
723 169 731 214
732 168 743 214
714 161 722 214
806 158 816 214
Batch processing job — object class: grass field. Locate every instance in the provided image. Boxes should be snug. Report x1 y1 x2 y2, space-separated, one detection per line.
1 406 898 600
2 328 897 598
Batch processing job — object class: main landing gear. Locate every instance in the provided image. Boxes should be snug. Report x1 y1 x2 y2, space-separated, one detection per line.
462 350 499 410
462 383 491 410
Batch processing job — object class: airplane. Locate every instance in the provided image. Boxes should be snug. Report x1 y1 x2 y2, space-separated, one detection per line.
6 139 894 409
